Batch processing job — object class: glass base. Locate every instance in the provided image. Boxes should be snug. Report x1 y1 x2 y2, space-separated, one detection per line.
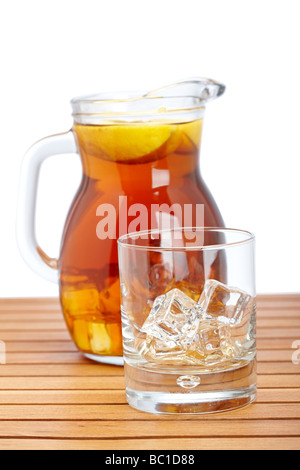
84 353 124 366
124 359 257 414
126 385 257 414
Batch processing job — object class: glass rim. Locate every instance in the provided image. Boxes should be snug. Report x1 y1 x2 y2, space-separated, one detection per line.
117 227 255 252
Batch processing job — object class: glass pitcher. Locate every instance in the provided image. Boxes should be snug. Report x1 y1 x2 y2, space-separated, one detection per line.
17 78 226 365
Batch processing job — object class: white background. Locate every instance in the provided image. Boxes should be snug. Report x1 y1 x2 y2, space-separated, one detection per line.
0 0 299 297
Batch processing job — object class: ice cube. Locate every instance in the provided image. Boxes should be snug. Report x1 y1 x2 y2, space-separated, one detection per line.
195 320 237 361
141 317 236 365
141 288 199 343
141 337 190 363
141 329 209 365
199 280 253 326
139 287 238 365
140 288 204 364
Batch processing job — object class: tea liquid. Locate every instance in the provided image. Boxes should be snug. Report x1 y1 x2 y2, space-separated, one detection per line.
59 120 224 357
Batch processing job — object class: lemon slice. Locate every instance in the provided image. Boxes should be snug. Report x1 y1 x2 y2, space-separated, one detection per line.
182 119 203 147
77 124 175 162
175 119 203 154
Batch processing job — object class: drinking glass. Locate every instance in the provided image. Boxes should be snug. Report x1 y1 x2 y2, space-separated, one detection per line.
118 227 256 414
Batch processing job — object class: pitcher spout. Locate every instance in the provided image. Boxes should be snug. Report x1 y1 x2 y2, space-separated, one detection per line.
145 78 226 105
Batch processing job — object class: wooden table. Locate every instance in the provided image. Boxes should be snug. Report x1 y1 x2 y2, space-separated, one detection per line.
0 294 299 450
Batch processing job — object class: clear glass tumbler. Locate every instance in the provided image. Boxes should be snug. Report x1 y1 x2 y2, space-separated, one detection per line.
118 228 256 414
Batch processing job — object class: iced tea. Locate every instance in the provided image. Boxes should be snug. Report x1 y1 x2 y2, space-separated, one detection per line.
59 119 225 358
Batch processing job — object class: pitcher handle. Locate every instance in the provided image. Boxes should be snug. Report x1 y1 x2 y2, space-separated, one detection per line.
16 131 77 283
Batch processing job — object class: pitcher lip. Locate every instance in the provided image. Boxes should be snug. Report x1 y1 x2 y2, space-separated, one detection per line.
71 78 225 124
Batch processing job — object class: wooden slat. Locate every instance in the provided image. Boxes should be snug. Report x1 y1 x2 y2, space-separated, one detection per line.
257 338 299 349
3 339 297 352
1 310 299 321
2 338 296 352
257 350 296 361
257 294 300 301
0 363 298 377
0 331 71 341
0 294 298 308
258 310 300 317
257 310 299 316
0 375 297 390
0 307 298 318
258 388 300 402
2 323 299 335
0 389 298 405
0 313 63 321
257 318 300 328
257 375 300 388
5 352 92 364
0 390 127 404
0 437 298 450
0 403 299 420
0 338 295 352
0 419 299 438
257 302 300 310
2 294 295 304
4 318 300 328
5 342 78 352
0 322 66 330
1 329 299 341
258 363 300 374
0 376 126 390
256 328 300 338
0 298 60 306
1 350 297 364
0 364 125 376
